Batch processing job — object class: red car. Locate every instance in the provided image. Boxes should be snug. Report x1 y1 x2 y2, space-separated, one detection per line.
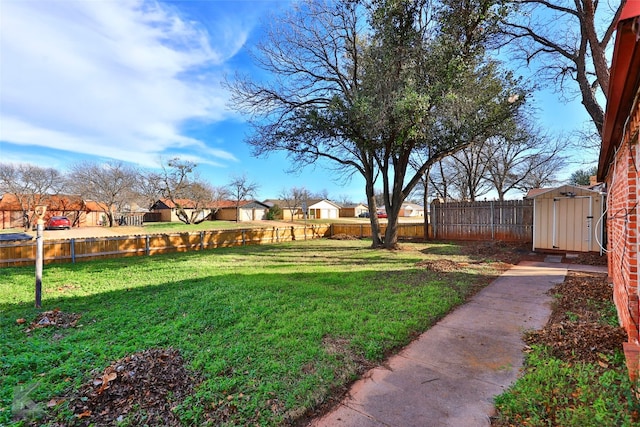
46 216 71 230
377 212 387 218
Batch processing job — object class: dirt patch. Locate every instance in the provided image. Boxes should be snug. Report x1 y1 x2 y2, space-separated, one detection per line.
525 272 625 365
51 348 197 426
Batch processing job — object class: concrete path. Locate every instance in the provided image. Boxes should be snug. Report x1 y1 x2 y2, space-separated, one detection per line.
309 261 608 427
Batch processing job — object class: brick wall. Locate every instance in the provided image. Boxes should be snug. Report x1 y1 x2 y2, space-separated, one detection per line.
606 95 640 378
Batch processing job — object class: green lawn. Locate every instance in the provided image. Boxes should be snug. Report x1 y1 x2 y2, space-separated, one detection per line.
1 239 503 426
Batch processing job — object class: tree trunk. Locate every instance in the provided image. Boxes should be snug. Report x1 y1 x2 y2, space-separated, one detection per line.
384 209 400 249
422 172 430 241
365 178 383 247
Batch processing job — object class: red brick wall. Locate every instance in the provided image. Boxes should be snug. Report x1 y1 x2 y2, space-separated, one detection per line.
606 96 640 378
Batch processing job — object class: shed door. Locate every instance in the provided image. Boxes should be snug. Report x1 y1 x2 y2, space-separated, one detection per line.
553 197 592 252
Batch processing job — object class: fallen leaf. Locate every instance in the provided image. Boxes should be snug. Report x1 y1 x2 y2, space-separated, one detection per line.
16 318 26 325
76 410 92 419
48 398 65 407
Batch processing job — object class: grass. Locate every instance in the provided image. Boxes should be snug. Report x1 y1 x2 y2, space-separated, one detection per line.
493 347 638 427
0 239 503 426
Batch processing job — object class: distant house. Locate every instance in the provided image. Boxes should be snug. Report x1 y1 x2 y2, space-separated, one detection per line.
0 193 88 229
83 200 110 226
399 202 424 217
263 198 341 220
263 199 303 221
339 203 368 218
0 193 28 229
306 199 340 220
150 198 217 223
214 200 269 222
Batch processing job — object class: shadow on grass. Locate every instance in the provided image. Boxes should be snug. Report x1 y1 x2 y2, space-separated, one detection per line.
1 246 502 426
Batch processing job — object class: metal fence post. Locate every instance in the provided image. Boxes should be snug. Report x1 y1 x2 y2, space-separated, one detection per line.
71 238 76 263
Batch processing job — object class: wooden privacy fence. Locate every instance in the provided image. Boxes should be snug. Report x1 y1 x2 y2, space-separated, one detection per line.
330 223 426 239
430 200 533 242
0 224 330 267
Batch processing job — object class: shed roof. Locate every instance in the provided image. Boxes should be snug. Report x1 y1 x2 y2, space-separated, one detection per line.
525 184 601 199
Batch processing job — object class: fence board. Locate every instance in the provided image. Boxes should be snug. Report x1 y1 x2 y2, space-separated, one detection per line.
430 200 533 242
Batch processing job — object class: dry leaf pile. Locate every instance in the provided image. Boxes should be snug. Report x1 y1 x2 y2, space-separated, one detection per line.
19 308 81 333
526 272 626 364
64 348 197 426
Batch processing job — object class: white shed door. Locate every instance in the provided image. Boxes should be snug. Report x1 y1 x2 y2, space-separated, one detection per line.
552 197 593 252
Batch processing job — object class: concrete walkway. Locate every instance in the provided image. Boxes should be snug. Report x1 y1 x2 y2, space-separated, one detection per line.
309 261 608 427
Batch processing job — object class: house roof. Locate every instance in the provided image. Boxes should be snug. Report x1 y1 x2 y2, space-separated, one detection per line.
263 198 341 209
262 199 281 208
402 202 424 210
598 2 640 180
213 200 269 209
84 200 108 212
0 193 86 211
307 199 341 209
152 198 226 210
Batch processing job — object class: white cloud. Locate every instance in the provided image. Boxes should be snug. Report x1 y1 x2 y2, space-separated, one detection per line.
0 0 247 166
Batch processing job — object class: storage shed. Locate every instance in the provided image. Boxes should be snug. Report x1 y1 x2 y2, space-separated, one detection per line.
527 185 604 253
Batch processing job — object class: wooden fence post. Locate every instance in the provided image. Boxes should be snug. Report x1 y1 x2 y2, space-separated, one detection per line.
491 201 495 240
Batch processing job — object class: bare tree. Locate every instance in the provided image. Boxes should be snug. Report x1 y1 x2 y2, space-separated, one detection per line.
67 161 138 227
449 141 493 201
135 171 164 210
0 162 64 230
227 174 259 222
155 158 218 224
500 0 624 135
279 187 309 222
484 128 568 199
429 159 455 202
336 194 354 206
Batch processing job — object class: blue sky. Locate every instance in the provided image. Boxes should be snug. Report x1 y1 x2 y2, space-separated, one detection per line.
0 0 595 202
